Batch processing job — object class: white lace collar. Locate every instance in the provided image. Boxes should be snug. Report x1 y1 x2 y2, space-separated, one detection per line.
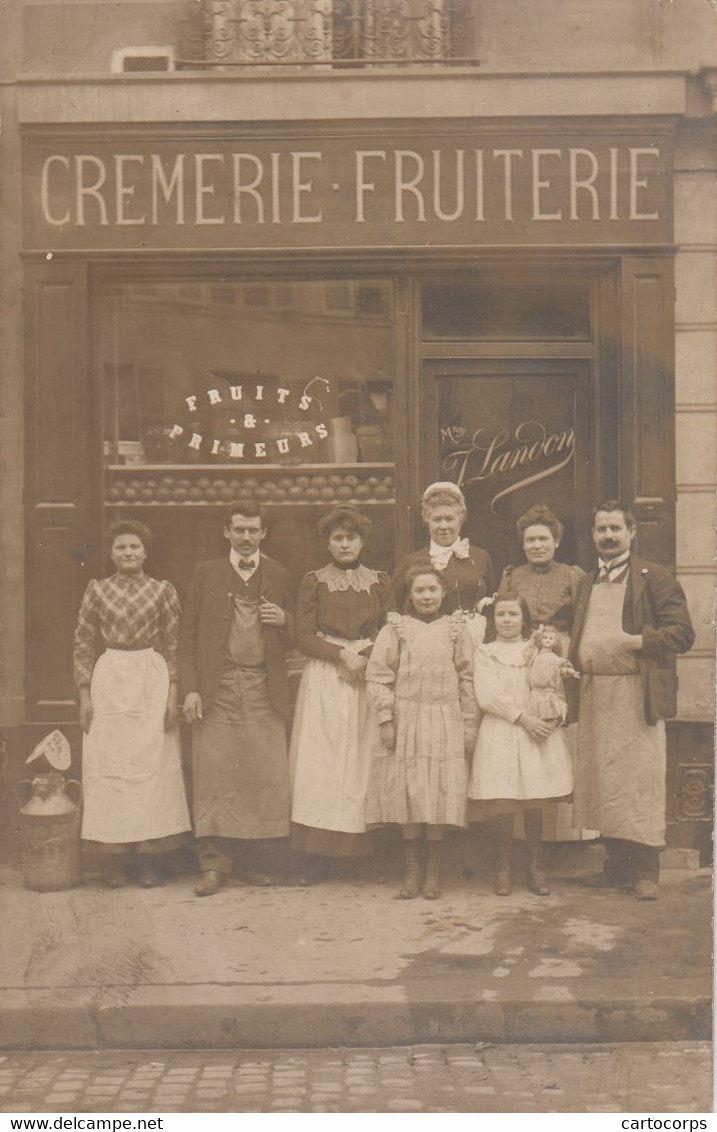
315 563 380 594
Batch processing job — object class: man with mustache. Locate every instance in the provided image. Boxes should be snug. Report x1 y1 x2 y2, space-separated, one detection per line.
567 501 694 900
179 502 295 896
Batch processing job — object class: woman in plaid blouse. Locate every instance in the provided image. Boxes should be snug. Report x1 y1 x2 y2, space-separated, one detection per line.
73 520 190 887
498 504 583 646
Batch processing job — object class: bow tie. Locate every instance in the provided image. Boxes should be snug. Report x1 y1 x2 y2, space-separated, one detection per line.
429 538 470 570
237 557 255 570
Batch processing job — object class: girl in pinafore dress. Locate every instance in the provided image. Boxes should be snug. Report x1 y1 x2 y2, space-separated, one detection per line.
469 593 573 896
290 506 394 874
74 520 191 888
366 565 478 900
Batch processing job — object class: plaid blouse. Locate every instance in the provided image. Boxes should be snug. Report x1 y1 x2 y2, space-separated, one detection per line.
498 561 584 633
73 573 181 687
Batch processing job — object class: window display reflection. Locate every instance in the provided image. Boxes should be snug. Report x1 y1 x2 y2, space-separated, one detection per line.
102 279 393 475
99 278 396 586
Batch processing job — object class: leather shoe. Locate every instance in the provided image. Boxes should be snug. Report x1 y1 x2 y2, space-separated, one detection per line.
493 868 511 896
527 865 551 896
137 861 163 889
242 870 274 887
582 870 628 889
104 860 128 889
195 870 224 897
633 879 659 901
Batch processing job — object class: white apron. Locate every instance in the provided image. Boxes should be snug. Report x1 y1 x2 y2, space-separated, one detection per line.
290 634 374 834
573 583 666 846
82 648 191 844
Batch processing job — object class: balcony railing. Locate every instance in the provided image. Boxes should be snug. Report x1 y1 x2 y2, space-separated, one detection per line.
178 0 477 68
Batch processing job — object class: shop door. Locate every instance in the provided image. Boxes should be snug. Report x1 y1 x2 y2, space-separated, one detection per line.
421 359 600 578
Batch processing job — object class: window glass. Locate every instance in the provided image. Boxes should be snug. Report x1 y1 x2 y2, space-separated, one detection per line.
423 282 591 340
100 279 395 588
434 368 588 573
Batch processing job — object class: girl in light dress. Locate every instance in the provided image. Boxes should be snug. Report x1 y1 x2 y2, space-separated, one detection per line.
366 566 478 900
469 594 573 896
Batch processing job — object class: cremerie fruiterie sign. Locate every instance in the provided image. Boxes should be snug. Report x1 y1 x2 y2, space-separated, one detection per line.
24 125 672 250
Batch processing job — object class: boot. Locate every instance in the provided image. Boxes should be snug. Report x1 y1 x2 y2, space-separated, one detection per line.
136 858 163 888
104 856 128 889
400 840 422 899
584 837 632 889
493 815 514 896
524 810 550 895
423 841 443 899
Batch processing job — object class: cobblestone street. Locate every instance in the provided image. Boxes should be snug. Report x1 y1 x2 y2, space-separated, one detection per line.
0 1043 711 1114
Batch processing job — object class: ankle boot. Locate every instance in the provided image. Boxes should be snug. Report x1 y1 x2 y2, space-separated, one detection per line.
493 815 514 896
524 810 550 895
494 844 512 895
400 840 421 899
423 841 443 899
104 856 128 889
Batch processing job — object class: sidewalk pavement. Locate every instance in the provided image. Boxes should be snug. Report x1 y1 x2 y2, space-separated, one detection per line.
0 839 711 1051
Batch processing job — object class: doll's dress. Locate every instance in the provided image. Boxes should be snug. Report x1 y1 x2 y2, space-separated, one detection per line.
527 648 568 722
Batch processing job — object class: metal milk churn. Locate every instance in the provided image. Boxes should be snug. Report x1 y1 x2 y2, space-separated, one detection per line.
16 772 82 891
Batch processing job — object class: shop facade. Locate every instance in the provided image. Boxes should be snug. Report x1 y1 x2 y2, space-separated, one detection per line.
1 0 715 858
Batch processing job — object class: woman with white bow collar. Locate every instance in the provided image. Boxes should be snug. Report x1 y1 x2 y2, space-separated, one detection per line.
392 482 496 646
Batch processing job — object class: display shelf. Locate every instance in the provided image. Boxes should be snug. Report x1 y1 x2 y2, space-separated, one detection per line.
103 499 395 508
105 463 394 507
105 462 394 472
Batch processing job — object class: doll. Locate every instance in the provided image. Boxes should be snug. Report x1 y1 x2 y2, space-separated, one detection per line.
526 623 579 724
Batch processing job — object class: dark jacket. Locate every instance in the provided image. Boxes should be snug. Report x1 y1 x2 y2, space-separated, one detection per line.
567 555 695 725
178 554 296 719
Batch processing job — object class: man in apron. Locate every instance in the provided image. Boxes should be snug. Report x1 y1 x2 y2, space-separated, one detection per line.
179 503 296 896
568 501 694 900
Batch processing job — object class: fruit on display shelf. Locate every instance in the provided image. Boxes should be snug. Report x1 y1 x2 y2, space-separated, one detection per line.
105 470 396 506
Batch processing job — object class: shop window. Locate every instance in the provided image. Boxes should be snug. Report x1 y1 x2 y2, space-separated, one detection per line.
99 278 395 589
356 284 389 318
422 282 592 341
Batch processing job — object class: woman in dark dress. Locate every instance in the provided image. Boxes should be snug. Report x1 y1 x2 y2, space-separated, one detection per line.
392 481 495 647
290 506 394 865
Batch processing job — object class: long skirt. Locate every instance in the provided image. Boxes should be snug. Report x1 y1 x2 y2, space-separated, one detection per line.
573 673 666 847
366 698 468 828
81 648 191 845
290 646 374 838
192 667 290 840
